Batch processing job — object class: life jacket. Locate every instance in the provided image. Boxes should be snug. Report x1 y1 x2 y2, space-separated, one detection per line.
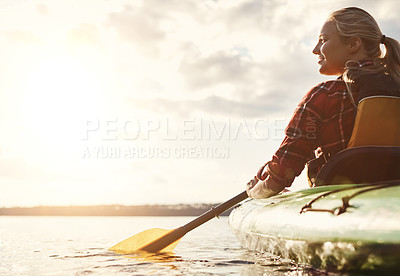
347 95 400 147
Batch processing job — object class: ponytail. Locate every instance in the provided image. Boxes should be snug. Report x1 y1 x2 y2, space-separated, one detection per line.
381 36 400 83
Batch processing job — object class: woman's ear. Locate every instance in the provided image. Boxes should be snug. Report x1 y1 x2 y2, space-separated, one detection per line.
348 37 362 53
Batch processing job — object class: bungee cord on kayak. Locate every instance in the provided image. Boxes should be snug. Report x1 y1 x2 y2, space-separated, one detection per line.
300 180 400 215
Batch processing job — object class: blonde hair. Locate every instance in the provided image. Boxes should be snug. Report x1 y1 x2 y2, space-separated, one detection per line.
328 7 400 102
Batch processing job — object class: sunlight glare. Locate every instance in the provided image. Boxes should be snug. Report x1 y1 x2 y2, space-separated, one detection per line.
22 53 103 158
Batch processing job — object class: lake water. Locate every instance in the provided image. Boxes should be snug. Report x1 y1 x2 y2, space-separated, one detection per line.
0 216 325 275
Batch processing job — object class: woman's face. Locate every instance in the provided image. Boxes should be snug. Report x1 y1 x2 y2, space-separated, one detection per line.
313 21 350 76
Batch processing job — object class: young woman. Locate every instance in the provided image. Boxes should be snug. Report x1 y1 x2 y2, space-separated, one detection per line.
247 7 400 199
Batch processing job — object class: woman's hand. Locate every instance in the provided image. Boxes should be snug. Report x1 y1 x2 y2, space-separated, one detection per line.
246 176 283 199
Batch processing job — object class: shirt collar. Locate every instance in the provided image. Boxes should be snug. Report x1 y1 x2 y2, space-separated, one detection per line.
357 60 374 67
338 60 375 79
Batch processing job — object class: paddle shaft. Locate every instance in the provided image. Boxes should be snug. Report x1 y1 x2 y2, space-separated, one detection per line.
139 191 249 252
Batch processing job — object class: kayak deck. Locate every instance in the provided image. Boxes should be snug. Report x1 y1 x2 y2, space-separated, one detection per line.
229 183 400 273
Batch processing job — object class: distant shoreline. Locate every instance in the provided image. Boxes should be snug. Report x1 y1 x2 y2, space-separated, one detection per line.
0 204 232 216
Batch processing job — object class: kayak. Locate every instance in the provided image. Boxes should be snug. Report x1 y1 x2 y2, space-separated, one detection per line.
229 182 400 273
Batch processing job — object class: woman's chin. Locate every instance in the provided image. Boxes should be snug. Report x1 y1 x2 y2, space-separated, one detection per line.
318 66 341 76
318 67 330 75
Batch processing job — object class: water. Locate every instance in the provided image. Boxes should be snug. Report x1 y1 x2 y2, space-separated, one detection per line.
0 216 322 275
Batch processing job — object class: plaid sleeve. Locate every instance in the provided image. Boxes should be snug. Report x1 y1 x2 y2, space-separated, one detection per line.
265 83 329 188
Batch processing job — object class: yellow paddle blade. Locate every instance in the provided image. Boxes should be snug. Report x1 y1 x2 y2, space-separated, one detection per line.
109 228 181 254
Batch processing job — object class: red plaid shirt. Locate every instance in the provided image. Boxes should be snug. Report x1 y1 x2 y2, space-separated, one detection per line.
265 78 357 188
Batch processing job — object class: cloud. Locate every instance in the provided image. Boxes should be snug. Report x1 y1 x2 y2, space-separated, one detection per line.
179 50 255 91
66 23 101 46
107 4 167 57
105 0 209 59
107 0 327 117
128 92 289 118
35 4 48 16
223 0 287 33
2 30 42 44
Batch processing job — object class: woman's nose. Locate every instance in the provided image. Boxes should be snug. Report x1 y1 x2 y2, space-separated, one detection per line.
312 43 320 55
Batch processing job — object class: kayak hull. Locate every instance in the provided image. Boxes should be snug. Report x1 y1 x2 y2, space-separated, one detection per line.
229 184 400 273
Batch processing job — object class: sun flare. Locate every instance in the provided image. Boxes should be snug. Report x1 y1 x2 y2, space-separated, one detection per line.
22 53 104 156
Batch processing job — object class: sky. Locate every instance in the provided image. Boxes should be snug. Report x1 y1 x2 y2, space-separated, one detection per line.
1 0 399 207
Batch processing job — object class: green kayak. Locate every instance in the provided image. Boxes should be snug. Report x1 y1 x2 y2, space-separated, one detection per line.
229 182 400 273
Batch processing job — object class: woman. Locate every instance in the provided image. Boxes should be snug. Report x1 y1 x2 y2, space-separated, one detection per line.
247 7 400 199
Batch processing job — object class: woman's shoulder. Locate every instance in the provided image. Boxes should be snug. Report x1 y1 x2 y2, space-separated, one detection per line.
297 79 348 112
305 79 347 99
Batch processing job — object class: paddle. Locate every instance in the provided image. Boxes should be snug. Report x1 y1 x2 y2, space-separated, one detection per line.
109 191 248 254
